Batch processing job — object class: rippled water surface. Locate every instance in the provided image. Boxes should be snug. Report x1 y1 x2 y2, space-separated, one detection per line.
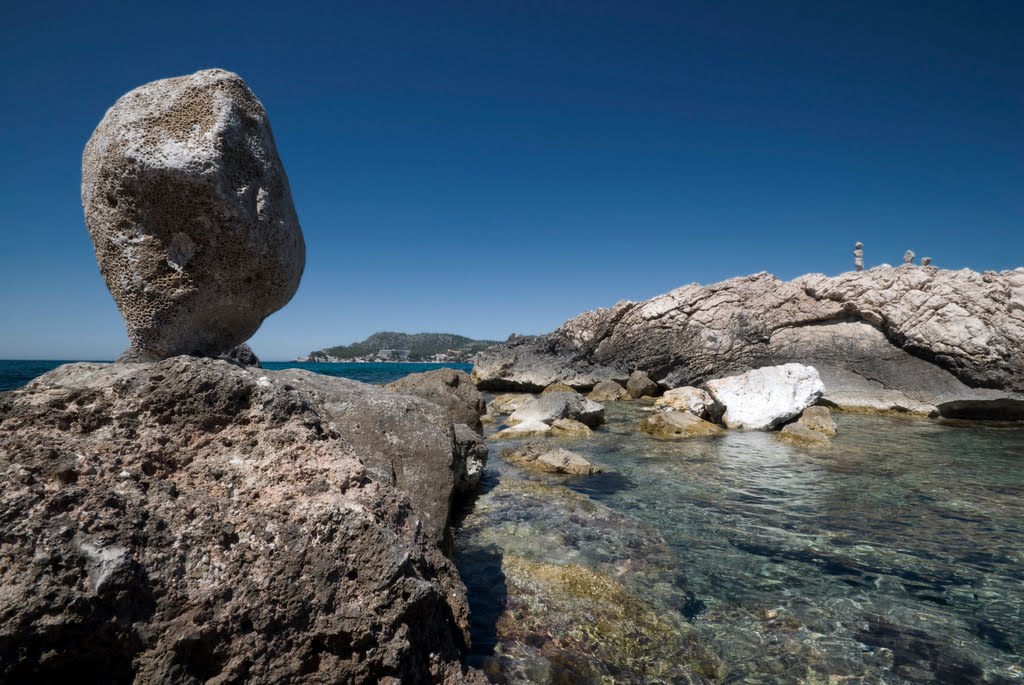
455 401 1024 684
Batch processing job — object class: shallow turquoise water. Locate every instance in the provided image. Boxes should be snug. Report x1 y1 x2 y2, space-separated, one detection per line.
456 401 1024 684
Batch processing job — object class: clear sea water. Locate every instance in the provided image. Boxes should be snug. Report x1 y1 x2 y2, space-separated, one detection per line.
0 359 473 392
457 400 1024 684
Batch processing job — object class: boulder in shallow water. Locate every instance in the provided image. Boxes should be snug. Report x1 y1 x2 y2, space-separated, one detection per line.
488 393 535 416
587 379 629 401
550 417 593 437
503 443 602 475
654 386 717 419
491 418 552 440
797 405 837 436
779 422 832 449
626 371 660 399
386 367 486 433
508 392 605 428
82 69 305 360
706 364 824 430
639 411 724 438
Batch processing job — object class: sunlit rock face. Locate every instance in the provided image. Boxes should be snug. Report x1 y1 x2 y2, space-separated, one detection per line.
82 69 304 360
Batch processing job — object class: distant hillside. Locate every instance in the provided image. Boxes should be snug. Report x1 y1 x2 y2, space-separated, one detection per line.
302 332 500 362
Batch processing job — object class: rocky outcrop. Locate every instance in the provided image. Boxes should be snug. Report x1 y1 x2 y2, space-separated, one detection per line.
778 406 838 449
796 406 837 436
0 357 484 684
706 364 824 430
586 380 629 402
502 443 602 475
639 411 724 438
385 368 486 433
453 423 488 495
82 69 305 361
473 266 1024 419
507 392 605 428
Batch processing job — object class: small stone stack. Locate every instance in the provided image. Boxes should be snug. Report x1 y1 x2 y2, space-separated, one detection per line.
82 69 305 361
904 250 916 265
853 242 864 271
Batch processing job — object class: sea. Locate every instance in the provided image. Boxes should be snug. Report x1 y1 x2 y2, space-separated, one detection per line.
3 358 1023 683
0 359 474 392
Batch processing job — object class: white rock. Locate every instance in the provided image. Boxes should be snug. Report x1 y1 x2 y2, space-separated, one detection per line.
490 419 552 440
706 364 824 430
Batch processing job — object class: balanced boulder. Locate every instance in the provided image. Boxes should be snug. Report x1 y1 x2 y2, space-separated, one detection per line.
82 69 305 360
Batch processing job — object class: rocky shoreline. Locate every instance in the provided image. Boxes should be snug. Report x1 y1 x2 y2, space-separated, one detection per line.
473 266 1024 421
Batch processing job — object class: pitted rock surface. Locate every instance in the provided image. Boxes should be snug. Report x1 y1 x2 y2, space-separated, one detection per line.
0 358 484 684
473 266 1024 418
82 69 305 360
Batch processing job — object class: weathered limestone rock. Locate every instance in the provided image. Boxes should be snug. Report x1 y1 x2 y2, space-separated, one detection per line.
639 411 724 438
488 393 535 416
502 443 601 475
654 386 716 419
541 382 576 394
550 417 593 437
904 250 916 265
626 371 660 399
82 69 305 360
473 267 1024 419
854 242 864 272
491 419 552 440
922 257 932 266
706 364 824 430
797 405 837 436
454 423 488 495
0 358 484 684
779 422 832 449
508 392 605 428
386 368 486 433
587 379 630 401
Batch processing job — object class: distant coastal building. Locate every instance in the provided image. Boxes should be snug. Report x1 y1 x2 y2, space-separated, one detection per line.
377 349 411 360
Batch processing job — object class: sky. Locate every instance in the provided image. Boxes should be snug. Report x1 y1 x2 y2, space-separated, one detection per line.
1 1 1021 360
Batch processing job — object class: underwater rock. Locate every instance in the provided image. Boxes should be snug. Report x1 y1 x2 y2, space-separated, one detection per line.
502 443 601 475
640 410 725 438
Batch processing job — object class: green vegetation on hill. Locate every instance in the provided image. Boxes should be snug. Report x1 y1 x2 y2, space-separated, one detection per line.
306 332 500 362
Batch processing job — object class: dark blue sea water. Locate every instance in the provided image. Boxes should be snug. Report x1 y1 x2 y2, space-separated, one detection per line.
0 359 472 392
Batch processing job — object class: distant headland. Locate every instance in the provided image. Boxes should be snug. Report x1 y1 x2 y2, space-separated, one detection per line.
297 331 500 363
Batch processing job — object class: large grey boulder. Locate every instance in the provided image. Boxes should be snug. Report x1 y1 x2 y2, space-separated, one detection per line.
385 368 486 433
508 392 605 428
706 364 824 430
473 266 1024 419
626 371 660 399
0 357 484 684
82 69 305 360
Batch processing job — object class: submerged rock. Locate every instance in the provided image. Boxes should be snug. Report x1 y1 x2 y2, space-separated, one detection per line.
472 267 1024 419
508 392 605 428
386 367 486 433
586 379 629 401
502 443 602 475
0 357 483 684
82 69 305 360
706 364 824 430
640 410 725 438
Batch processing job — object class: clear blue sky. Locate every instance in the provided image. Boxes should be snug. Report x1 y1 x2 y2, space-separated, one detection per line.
1 1 1021 360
